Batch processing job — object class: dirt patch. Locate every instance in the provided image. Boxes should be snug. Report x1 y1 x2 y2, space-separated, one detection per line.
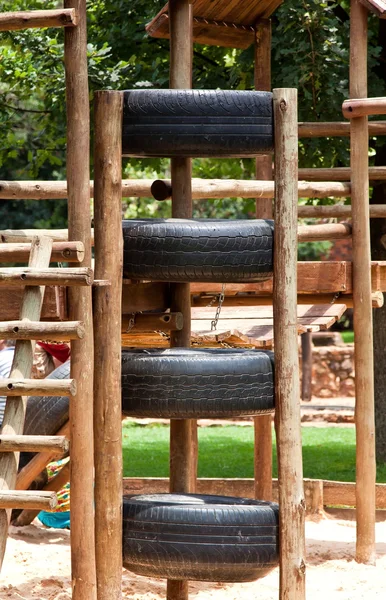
1 513 385 599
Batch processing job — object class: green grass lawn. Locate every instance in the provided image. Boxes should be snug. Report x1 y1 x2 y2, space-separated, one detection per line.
122 423 386 483
341 331 354 343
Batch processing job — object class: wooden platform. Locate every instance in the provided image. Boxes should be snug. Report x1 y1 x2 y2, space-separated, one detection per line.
122 304 347 349
146 0 283 49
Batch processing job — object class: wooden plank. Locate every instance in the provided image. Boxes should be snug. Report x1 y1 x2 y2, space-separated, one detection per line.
0 286 66 320
122 282 169 313
0 490 57 510
191 304 347 320
0 320 84 340
122 312 183 332
64 0 96 597
146 1 283 49
359 0 386 17
93 91 123 600
298 166 386 181
0 236 52 569
0 435 68 454
121 478 386 510
350 0 376 566
0 9 77 31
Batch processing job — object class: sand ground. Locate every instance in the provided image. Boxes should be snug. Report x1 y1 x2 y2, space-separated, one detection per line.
1 511 385 600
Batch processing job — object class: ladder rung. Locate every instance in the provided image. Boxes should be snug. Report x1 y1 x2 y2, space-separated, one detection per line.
0 320 84 340
0 267 93 287
0 9 78 32
0 379 76 397
0 435 69 454
0 242 84 264
0 490 57 510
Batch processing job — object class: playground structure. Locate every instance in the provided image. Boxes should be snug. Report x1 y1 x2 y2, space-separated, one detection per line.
0 2 385 600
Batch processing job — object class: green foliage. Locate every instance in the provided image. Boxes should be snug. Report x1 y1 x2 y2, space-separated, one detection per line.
122 422 386 482
0 0 385 237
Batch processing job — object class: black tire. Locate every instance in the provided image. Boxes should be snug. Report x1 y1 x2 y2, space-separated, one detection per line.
19 361 71 471
122 90 273 158
123 494 279 582
122 348 274 418
123 219 274 283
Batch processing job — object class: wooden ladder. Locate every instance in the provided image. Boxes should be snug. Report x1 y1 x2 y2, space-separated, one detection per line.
0 235 92 565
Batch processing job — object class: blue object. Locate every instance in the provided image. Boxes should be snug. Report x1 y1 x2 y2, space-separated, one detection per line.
38 510 70 529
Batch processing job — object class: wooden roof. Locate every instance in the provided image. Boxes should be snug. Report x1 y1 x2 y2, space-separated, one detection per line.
359 0 386 18
146 0 283 49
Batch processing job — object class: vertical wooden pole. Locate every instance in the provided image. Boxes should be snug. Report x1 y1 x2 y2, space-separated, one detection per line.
254 18 273 502
350 0 376 565
93 91 123 600
273 88 305 600
64 2 97 598
168 2 195 599
301 332 313 402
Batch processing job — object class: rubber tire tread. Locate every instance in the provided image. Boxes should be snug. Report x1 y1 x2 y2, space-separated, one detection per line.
19 361 71 471
122 348 275 418
122 89 273 158
123 493 279 582
123 219 274 283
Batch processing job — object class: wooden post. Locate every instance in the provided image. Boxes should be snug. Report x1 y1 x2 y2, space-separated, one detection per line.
168 2 195 600
64 1 97 598
93 91 123 600
301 332 313 402
349 0 376 565
273 88 305 600
253 19 273 502
0 236 52 567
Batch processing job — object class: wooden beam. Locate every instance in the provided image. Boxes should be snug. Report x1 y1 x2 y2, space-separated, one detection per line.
298 222 351 242
13 462 70 527
0 9 78 31
168 3 195 600
273 88 305 600
122 312 183 332
191 292 383 309
93 90 123 600
0 236 52 568
121 478 386 510
0 286 66 321
298 204 386 218
298 166 386 181
343 97 386 119
349 0 376 566
151 178 351 199
298 121 386 137
0 435 68 454
122 282 170 313
0 241 84 264
0 320 84 340
0 379 75 396
359 0 386 18
16 421 70 491
64 1 96 597
0 267 92 287
254 18 273 503
0 490 57 510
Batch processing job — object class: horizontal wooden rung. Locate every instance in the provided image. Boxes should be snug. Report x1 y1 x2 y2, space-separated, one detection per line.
0 435 69 454
0 9 78 32
0 490 57 510
0 241 84 264
0 267 93 287
0 320 84 340
0 379 76 396
343 97 386 119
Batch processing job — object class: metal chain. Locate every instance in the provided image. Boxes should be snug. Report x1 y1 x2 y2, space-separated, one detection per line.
211 283 226 331
330 292 341 305
125 313 136 333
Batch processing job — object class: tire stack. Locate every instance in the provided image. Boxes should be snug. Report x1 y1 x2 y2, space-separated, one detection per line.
121 89 279 583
